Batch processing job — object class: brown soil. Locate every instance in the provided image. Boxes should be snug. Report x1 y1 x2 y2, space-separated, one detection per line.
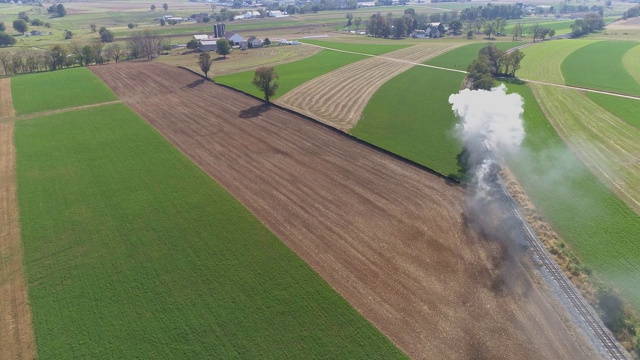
91 62 598 360
0 122 36 360
0 78 15 118
277 42 462 131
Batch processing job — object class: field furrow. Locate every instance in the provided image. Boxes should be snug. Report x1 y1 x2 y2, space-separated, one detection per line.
277 42 461 131
0 122 36 360
519 40 594 84
91 62 596 360
530 84 640 216
623 43 640 86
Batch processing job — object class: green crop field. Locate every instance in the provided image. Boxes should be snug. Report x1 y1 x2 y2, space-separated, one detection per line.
10 67 118 115
562 41 640 96
216 49 365 99
505 20 575 35
15 104 406 359
424 41 522 71
506 83 640 309
351 66 466 179
623 43 640 85
519 39 594 83
300 39 410 55
585 92 640 129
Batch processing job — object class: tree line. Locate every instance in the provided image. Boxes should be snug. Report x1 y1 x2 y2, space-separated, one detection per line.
0 30 166 76
459 4 523 21
570 12 605 37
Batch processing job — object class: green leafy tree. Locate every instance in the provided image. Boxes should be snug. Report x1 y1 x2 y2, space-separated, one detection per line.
13 19 28 34
56 4 67 17
151 4 156 11
100 29 114 42
449 20 462 34
0 22 5 32
263 37 271 46
216 38 231 58
90 23 97 33
81 45 96 65
198 52 213 78
512 23 524 41
64 30 73 39
252 66 279 102
186 39 199 49
47 44 67 70
163 3 168 11
0 32 16 47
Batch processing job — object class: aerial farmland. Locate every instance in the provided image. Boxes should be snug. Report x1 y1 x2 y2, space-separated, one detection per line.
1 0 640 358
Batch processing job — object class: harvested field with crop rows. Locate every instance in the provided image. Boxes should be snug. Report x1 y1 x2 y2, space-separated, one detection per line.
277 43 462 131
91 61 597 360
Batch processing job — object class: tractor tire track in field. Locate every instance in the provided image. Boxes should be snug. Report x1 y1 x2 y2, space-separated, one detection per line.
0 119 36 359
278 43 463 131
92 62 597 360
0 100 123 125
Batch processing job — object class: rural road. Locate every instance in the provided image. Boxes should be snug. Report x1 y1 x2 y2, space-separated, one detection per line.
302 42 640 101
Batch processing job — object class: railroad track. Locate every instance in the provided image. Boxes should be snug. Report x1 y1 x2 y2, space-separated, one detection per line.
494 177 628 360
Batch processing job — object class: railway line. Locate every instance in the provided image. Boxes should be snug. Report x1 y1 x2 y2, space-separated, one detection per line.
494 175 629 360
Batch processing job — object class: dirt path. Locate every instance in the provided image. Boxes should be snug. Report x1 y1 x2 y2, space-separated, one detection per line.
278 43 463 131
0 100 122 125
91 62 598 360
0 122 36 360
0 78 15 118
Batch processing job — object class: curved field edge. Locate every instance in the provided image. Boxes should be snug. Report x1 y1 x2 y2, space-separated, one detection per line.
584 92 640 129
424 41 523 71
561 41 640 96
10 67 118 115
519 40 594 84
623 43 640 86
215 49 366 99
506 82 640 309
15 104 406 359
351 66 466 179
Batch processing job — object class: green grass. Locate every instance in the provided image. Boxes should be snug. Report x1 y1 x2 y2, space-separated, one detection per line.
15 103 406 359
519 39 594 83
585 92 640 129
561 41 640 96
352 66 466 179
623 43 640 85
300 39 410 55
505 20 575 35
10 67 118 115
505 82 640 309
216 49 365 99
424 41 522 71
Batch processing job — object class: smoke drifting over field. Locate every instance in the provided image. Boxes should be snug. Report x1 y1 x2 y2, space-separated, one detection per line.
449 84 526 252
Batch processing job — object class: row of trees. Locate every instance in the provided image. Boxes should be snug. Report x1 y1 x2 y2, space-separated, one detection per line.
459 4 523 21
0 29 166 75
570 12 605 37
467 44 525 90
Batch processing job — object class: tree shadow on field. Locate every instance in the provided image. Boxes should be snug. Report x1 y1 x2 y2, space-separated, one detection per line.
186 79 205 88
239 103 271 119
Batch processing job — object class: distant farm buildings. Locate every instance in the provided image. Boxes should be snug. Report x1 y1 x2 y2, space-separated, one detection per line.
247 36 263 48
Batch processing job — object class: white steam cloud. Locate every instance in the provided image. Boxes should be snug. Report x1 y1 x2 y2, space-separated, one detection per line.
449 84 525 158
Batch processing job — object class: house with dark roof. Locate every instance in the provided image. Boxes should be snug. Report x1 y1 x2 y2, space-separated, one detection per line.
247 36 263 48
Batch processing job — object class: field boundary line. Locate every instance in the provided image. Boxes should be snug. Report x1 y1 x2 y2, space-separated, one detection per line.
178 65 462 186
0 78 15 118
0 100 123 124
302 42 468 74
0 122 37 359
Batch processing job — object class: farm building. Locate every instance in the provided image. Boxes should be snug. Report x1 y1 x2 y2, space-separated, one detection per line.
247 36 263 48
224 31 244 45
193 34 210 40
243 10 259 19
213 23 226 38
198 40 217 52
267 10 288 17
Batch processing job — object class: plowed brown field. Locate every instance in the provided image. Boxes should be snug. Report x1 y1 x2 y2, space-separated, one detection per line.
276 42 462 131
91 62 597 360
